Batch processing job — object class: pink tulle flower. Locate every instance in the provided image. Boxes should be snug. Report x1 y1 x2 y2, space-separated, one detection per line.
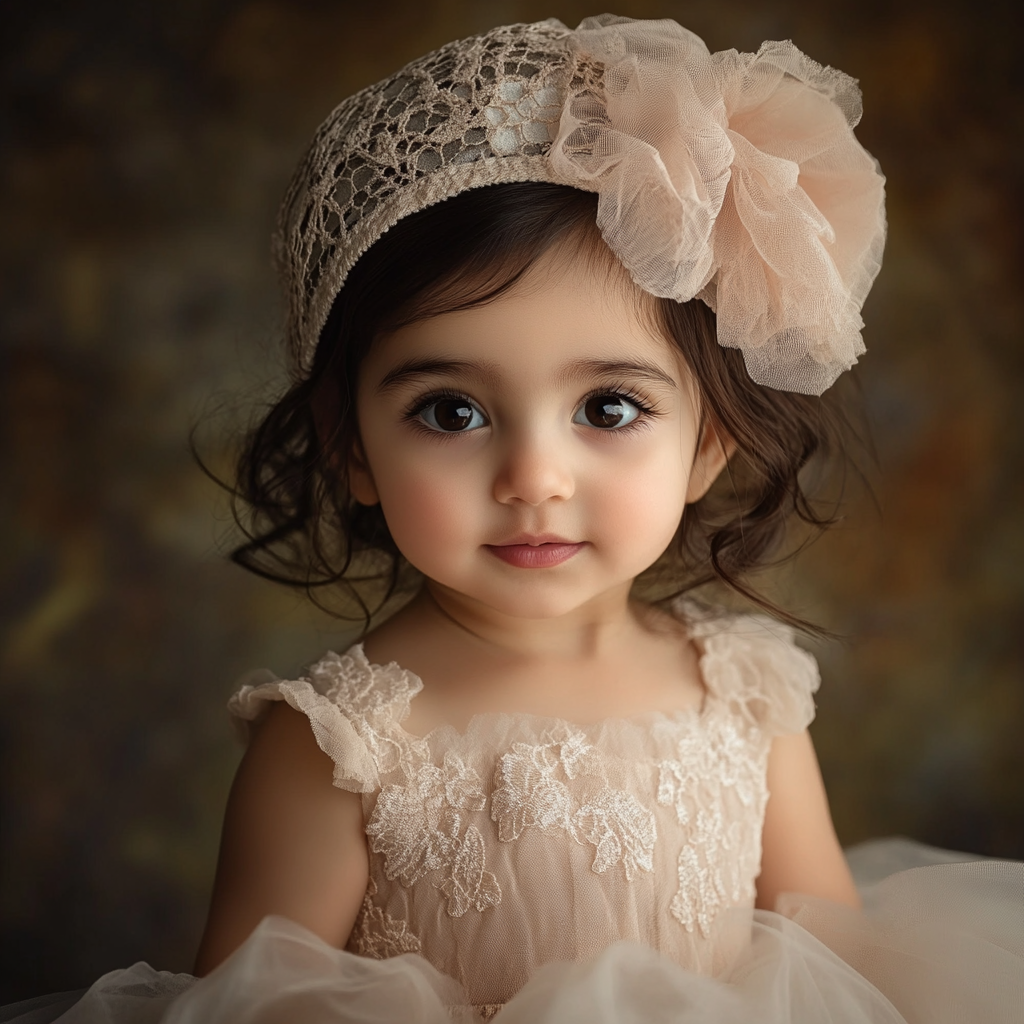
551 16 886 395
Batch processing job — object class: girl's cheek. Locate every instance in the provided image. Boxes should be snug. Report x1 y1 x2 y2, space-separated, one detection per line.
607 476 688 556
375 460 479 556
592 443 691 525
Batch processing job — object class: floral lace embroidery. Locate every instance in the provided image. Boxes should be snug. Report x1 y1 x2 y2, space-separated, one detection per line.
492 727 656 880
367 750 501 917
349 878 422 959
308 648 429 775
657 715 764 936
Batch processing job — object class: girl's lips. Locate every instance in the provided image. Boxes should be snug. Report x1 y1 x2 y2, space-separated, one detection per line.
485 541 585 568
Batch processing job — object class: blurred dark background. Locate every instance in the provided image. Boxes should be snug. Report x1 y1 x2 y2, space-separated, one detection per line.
1 0 1021 1003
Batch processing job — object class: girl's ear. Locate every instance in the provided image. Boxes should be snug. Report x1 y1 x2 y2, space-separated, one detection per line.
312 378 380 506
346 438 380 506
686 416 735 504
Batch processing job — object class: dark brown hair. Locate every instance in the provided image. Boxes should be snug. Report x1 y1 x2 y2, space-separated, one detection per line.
226 183 866 630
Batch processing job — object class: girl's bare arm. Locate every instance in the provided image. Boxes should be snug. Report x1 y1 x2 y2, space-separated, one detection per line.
193 702 369 975
756 729 860 912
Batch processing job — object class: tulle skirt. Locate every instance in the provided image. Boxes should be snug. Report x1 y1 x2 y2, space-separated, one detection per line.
5 840 1023 1024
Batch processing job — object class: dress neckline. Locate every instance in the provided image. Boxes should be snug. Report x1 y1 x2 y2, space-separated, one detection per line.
341 638 718 745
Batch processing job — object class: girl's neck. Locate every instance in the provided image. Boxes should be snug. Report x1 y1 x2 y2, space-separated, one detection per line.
364 581 682 672
415 580 653 661
360 582 702 733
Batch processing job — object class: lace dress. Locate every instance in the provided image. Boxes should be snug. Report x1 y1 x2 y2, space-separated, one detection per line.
228 610 816 1012
7 612 1024 1024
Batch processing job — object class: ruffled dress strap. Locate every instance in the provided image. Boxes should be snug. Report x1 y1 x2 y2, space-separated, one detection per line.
682 603 820 736
227 645 422 794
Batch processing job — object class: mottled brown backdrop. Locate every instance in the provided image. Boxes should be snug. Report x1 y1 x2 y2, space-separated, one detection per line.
1 0 1021 1003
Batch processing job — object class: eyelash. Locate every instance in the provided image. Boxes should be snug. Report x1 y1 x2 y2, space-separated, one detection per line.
402 384 662 436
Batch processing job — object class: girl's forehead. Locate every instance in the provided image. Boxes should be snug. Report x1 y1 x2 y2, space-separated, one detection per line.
365 249 686 385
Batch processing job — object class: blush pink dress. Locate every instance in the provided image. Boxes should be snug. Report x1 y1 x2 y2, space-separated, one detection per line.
13 609 1024 1023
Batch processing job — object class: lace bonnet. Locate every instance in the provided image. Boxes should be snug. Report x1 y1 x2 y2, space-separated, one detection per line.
276 15 886 395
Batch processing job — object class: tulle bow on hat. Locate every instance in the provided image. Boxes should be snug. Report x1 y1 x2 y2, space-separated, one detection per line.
550 16 886 395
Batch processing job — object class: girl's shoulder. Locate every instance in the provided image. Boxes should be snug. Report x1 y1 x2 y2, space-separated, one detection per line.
228 646 421 795
677 600 821 736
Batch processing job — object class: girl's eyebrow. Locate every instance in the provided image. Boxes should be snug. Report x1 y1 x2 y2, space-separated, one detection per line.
559 358 679 390
376 357 502 393
375 356 678 394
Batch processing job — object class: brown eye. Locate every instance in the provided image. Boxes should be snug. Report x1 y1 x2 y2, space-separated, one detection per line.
574 394 640 429
419 397 486 432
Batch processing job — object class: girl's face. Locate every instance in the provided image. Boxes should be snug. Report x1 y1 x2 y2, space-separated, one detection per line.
349 243 729 623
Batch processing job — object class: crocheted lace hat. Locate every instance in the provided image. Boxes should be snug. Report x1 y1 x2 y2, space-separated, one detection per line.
276 15 886 395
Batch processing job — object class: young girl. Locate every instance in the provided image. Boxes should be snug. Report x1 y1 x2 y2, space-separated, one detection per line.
11 13 1022 1024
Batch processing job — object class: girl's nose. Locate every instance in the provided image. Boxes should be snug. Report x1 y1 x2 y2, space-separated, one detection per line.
492 433 575 506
